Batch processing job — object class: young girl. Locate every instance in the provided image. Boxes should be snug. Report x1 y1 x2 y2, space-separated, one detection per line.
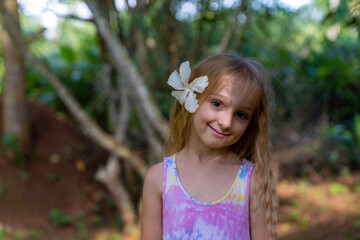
141 53 278 240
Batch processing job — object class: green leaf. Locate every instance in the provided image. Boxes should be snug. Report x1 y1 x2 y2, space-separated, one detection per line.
354 219 360 229
354 113 360 148
50 209 72 227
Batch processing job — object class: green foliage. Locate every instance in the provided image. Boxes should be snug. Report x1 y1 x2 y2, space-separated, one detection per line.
300 216 310 230
0 58 4 94
321 124 353 146
91 215 103 227
76 211 87 240
279 197 299 207
0 178 6 197
342 230 352 238
29 230 43 240
329 183 349 196
288 211 300 222
14 232 24 240
114 214 124 228
0 229 7 240
294 236 305 240
354 182 360 192
24 17 102 120
1 133 26 166
49 209 87 237
50 209 72 227
355 113 360 148
354 218 360 229
319 123 360 169
108 233 122 240
340 167 351 177
297 179 309 193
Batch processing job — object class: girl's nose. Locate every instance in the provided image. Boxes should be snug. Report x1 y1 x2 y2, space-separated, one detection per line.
218 111 232 130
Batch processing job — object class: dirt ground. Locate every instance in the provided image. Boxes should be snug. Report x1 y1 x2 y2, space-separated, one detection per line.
0 101 359 240
278 176 360 240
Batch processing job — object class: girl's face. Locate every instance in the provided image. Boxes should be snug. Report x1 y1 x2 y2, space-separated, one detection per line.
190 79 257 151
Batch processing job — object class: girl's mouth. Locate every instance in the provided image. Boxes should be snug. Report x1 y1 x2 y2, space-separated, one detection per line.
208 125 230 137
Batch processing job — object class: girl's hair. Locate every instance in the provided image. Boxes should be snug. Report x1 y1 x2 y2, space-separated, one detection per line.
165 53 278 239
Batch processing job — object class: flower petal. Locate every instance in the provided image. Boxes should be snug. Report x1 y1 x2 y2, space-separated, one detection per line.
185 91 199 113
167 71 185 90
190 76 208 93
171 90 188 104
179 61 191 85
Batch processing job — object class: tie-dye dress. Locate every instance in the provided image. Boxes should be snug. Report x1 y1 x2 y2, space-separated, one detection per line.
162 155 254 240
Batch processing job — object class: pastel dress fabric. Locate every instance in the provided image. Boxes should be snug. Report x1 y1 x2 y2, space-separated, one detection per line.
162 155 254 240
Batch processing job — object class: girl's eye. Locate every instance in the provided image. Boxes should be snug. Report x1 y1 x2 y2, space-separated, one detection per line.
236 112 248 119
211 101 221 108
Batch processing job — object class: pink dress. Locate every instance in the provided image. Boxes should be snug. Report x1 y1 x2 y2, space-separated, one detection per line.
162 155 254 240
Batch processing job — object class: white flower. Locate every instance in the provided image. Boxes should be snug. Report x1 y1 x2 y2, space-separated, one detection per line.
167 61 208 113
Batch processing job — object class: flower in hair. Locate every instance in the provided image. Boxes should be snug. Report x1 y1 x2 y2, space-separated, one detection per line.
167 61 208 113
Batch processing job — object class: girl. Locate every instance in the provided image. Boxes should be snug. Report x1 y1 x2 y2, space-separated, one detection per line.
141 53 278 240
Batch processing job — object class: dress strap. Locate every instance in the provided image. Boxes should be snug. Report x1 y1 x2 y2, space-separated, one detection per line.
162 155 175 205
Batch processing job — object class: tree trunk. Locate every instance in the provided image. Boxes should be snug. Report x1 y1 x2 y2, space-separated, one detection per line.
0 0 29 155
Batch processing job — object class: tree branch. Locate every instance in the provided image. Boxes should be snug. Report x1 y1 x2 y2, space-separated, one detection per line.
98 62 137 226
134 100 163 164
85 0 168 140
217 1 245 53
29 55 148 178
0 3 148 178
26 28 46 43
95 156 137 226
46 8 94 22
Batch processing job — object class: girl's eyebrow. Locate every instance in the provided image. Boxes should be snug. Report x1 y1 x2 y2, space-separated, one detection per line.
237 105 254 113
209 93 254 112
242 107 254 114
209 93 226 99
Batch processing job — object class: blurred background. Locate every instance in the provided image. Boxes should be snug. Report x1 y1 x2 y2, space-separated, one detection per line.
0 0 359 239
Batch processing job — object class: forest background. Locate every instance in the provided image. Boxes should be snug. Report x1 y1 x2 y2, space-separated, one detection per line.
0 0 359 239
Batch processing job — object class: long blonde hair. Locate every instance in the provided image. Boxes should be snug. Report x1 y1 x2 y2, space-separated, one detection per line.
165 53 278 239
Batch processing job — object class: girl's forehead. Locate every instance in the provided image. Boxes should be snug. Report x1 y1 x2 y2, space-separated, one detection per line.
209 78 260 107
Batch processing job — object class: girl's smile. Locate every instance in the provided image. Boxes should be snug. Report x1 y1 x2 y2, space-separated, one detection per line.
208 124 230 137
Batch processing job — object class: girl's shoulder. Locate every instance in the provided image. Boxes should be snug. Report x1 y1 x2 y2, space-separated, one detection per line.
143 161 164 195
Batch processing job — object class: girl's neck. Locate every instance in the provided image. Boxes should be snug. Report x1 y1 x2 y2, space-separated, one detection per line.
179 142 236 165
